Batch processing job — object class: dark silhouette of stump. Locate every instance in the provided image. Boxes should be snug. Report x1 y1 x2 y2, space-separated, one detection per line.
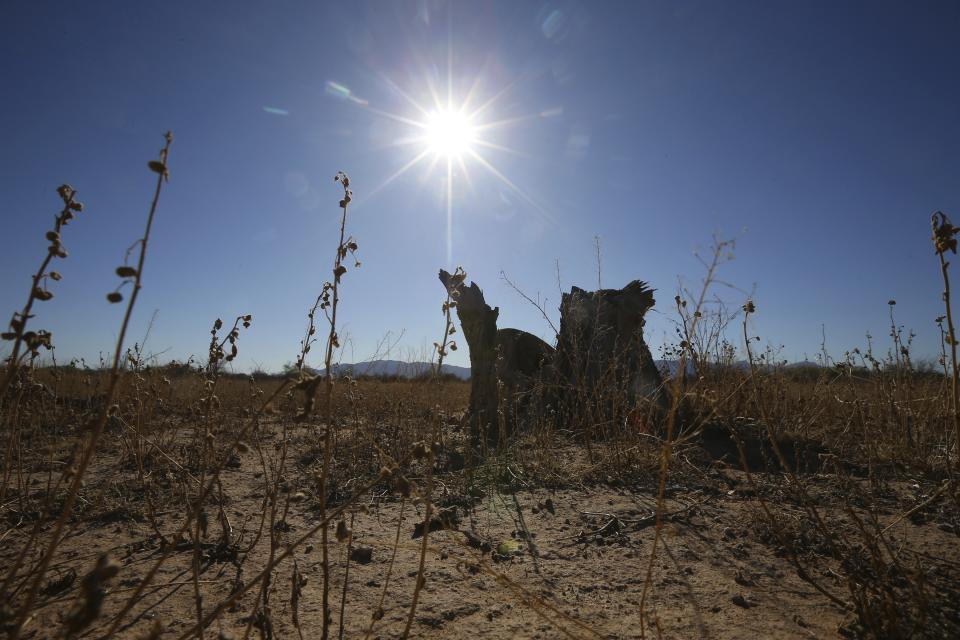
494 328 555 437
439 271 556 448
439 270 500 447
556 281 668 436
439 270 664 449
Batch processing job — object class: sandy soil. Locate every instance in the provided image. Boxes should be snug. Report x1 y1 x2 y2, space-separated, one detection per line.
4 420 959 640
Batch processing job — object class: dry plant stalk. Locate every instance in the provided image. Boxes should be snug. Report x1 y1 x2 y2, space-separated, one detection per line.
287 171 359 639
0 185 83 510
62 555 120 639
638 238 733 634
401 266 465 638
932 210 960 467
7 132 173 640
0 185 81 388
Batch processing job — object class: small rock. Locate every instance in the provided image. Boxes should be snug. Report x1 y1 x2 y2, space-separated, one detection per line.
350 546 373 564
412 507 459 538
731 594 754 609
463 530 492 554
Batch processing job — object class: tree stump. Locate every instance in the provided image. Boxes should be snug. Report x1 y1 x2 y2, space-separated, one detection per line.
555 281 668 437
440 270 665 448
439 270 500 447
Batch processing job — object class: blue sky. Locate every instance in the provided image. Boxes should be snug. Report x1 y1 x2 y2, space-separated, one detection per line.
2 1 958 372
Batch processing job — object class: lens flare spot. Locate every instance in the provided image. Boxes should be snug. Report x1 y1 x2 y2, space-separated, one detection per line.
325 81 369 106
541 9 566 39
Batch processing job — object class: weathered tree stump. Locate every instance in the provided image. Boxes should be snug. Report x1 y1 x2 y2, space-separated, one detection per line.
440 271 556 447
440 270 665 449
494 327 555 437
555 281 668 436
439 270 500 446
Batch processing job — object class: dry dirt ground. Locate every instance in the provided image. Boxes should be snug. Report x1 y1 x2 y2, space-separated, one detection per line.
4 419 959 640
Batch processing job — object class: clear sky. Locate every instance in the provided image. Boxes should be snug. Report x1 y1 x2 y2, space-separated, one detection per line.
2 1 958 372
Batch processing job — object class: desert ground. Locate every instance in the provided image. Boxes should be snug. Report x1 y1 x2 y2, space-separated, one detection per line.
3 373 958 640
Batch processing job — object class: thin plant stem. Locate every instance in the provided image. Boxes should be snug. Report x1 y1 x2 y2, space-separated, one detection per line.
933 214 960 467
401 267 462 638
10 133 173 640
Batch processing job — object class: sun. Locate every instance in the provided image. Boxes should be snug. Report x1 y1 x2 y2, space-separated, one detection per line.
342 67 556 266
424 108 476 158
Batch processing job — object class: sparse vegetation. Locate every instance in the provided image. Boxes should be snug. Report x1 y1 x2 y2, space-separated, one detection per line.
1 135 958 640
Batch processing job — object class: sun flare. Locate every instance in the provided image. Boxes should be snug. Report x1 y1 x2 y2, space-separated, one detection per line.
349 68 555 266
424 109 476 158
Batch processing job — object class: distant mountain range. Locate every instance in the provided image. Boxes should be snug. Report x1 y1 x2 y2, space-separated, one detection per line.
316 358 825 380
317 359 471 380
